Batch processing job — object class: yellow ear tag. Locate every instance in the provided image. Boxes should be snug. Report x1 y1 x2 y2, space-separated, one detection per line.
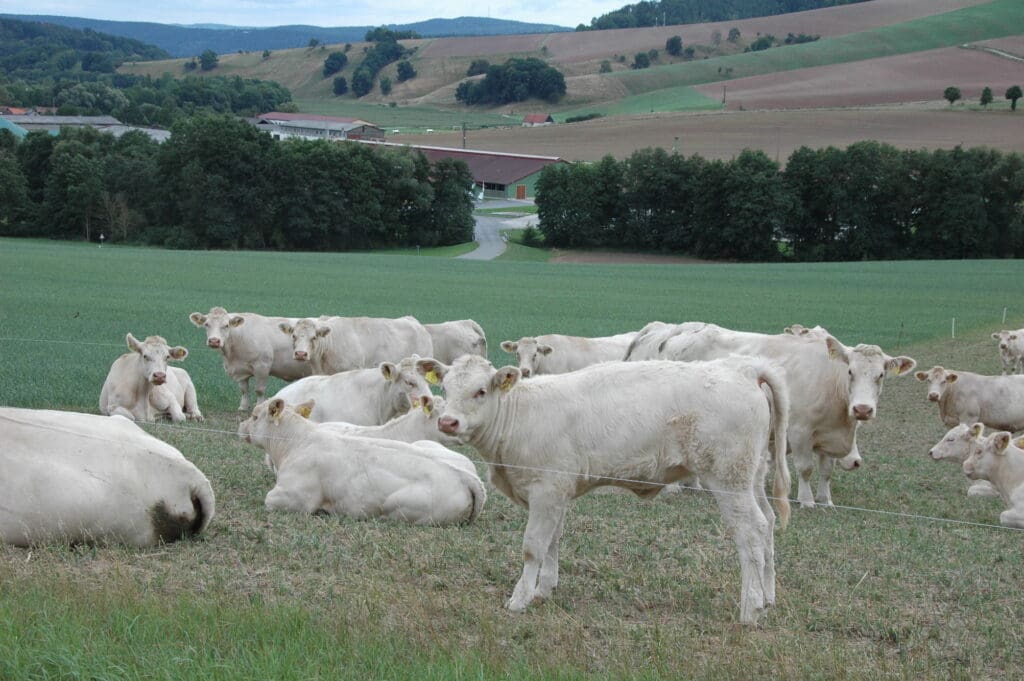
893 365 902 376
425 370 439 385
421 401 432 415
297 405 313 419
500 374 515 392
1016 438 1024 449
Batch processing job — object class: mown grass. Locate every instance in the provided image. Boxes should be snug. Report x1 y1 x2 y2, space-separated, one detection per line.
2 238 1024 679
496 229 552 262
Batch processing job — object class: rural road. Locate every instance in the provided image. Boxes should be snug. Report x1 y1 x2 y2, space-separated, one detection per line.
458 199 536 261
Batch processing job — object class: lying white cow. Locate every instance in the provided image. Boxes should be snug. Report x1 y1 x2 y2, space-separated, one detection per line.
638 322 916 508
0 407 215 546
962 431 1024 529
320 395 461 447
280 315 432 375
189 307 312 411
100 333 203 423
915 366 1024 432
499 331 639 377
424 320 487 363
418 354 791 625
992 329 1024 375
238 399 486 525
926 423 999 497
271 356 431 424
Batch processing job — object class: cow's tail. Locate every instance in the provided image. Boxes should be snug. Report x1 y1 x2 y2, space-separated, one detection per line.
457 466 488 524
149 477 215 544
755 360 791 531
469 320 488 357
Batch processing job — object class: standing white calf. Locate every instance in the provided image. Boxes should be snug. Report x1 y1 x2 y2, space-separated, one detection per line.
418 355 790 625
279 315 432 375
238 399 486 525
499 331 639 377
962 431 1024 528
270 356 431 424
926 423 999 497
99 333 203 423
992 330 1024 375
424 320 487 363
915 366 1024 432
0 407 215 547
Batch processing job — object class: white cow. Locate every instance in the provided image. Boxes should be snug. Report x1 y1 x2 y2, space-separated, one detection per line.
238 399 486 525
915 366 1024 432
783 323 829 339
992 329 1024 375
0 407 215 547
499 331 639 377
622 321 709 361
962 431 1024 528
926 423 999 497
640 323 916 508
99 333 203 423
424 320 487 363
189 307 312 411
280 315 432 375
417 354 791 625
320 395 461 447
271 356 432 425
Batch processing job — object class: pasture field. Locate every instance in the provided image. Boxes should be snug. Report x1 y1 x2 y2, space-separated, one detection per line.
2 238 1024 679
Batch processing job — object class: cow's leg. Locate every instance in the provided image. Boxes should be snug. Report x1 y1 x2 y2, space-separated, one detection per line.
183 382 203 421
999 506 1024 529
265 484 318 513
789 432 817 508
507 492 569 613
967 480 999 497
252 366 272 406
815 453 836 507
751 457 777 606
705 476 770 625
107 405 136 420
236 375 252 412
150 387 185 423
535 505 568 600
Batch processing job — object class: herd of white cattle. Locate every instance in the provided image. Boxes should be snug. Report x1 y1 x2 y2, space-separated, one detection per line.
3 306 1024 625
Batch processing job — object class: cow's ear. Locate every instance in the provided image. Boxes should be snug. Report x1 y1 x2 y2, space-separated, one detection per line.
493 366 521 393
946 373 959 383
296 400 315 419
315 325 331 338
189 312 206 327
538 344 554 356
1011 334 1018 341
380 362 397 381
420 394 434 414
278 322 293 335
229 315 245 328
416 358 448 385
783 326 794 335
969 422 984 438
992 432 1011 455
992 332 1002 340
500 340 517 354
126 333 143 353
268 398 286 419
825 336 849 363
887 355 916 376
169 346 188 361
914 371 928 381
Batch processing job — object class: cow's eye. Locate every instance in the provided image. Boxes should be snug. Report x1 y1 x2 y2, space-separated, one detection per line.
877 373 884 381
848 370 853 378
474 388 486 398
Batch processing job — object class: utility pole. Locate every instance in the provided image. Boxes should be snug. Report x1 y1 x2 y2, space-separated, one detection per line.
462 122 467 149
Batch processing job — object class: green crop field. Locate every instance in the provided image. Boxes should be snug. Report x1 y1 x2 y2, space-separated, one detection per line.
2 238 1024 679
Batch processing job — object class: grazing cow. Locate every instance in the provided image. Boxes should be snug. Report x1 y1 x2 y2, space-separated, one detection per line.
638 323 916 508
189 307 312 411
0 407 215 547
926 423 999 497
424 320 488 363
99 333 203 423
962 431 1024 528
500 331 639 377
417 355 791 625
238 399 486 525
279 315 432 375
271 356 431 425
915 366 1024 432
992 330 1024 375
320 395 461 447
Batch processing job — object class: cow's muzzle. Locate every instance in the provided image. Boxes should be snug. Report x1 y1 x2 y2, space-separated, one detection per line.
294 351 308 361
207 338 222 349
851 404 874 421
438 416 459 435
928 393 940 402
151 372 167 385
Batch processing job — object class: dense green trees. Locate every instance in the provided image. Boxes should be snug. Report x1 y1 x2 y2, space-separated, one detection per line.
323 51 348 77
582 0 868 31
455 58 566 105
1007 85 1023 111
536 142 1024 261
1 115 476 250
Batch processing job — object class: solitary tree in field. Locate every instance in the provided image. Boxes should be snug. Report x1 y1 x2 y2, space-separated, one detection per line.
728 27 740 42
666 35 682 56
199 49 218 71
333 77 348 96
262 49 271 60
980 87 993 107
1007 85 1023 111
633 52 651 69
943 86 961 106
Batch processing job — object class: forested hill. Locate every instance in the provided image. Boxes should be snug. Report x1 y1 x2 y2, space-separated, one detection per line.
0 18 168 80
0 15 572 58
582 0 870 30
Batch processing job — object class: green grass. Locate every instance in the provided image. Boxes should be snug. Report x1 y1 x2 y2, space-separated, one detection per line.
475 205 538 215
367 240 479 257
3 237 1024 679
292 98 517 131
560 85 723 119
495 229 552 262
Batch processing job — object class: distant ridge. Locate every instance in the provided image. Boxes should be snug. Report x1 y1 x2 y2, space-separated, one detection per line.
0 14 571 58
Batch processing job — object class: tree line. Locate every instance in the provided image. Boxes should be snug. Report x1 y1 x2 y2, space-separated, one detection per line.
580 0 868 31
0 115 475 250
535 143 1024 261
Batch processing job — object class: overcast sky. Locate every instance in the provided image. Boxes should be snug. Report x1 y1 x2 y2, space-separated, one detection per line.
1 0 629 29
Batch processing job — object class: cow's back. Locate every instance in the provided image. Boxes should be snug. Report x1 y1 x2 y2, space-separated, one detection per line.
324 316 432 370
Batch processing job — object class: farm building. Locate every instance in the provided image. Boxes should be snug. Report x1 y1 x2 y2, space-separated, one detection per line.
358 140 566 199
254 112 384 142
522 113 555 127
0 116 27 139
0 114 169 141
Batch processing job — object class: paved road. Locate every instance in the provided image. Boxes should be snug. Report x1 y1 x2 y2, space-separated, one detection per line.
458 199 535 261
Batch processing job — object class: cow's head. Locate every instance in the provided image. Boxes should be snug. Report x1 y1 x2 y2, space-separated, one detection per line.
914 365 957 403
408 395 462 446
238 397 314 447
416 355 519 442
380 355 432 413
189 307 244 351
279 318 329 362
929 422 984 462
500 337 552 378
126 333 187 386
992 330 1019 352
783 323 829 339
826 337 915 421
963 431 1024 481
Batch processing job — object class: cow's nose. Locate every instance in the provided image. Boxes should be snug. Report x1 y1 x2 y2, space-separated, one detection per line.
852 404 874 420
928 393 939 402
294 351 308 360
929 449 938 460
846 458 861 469
208 338 221 348
521 368 531 378
438 416 459 434
152 372 167 385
